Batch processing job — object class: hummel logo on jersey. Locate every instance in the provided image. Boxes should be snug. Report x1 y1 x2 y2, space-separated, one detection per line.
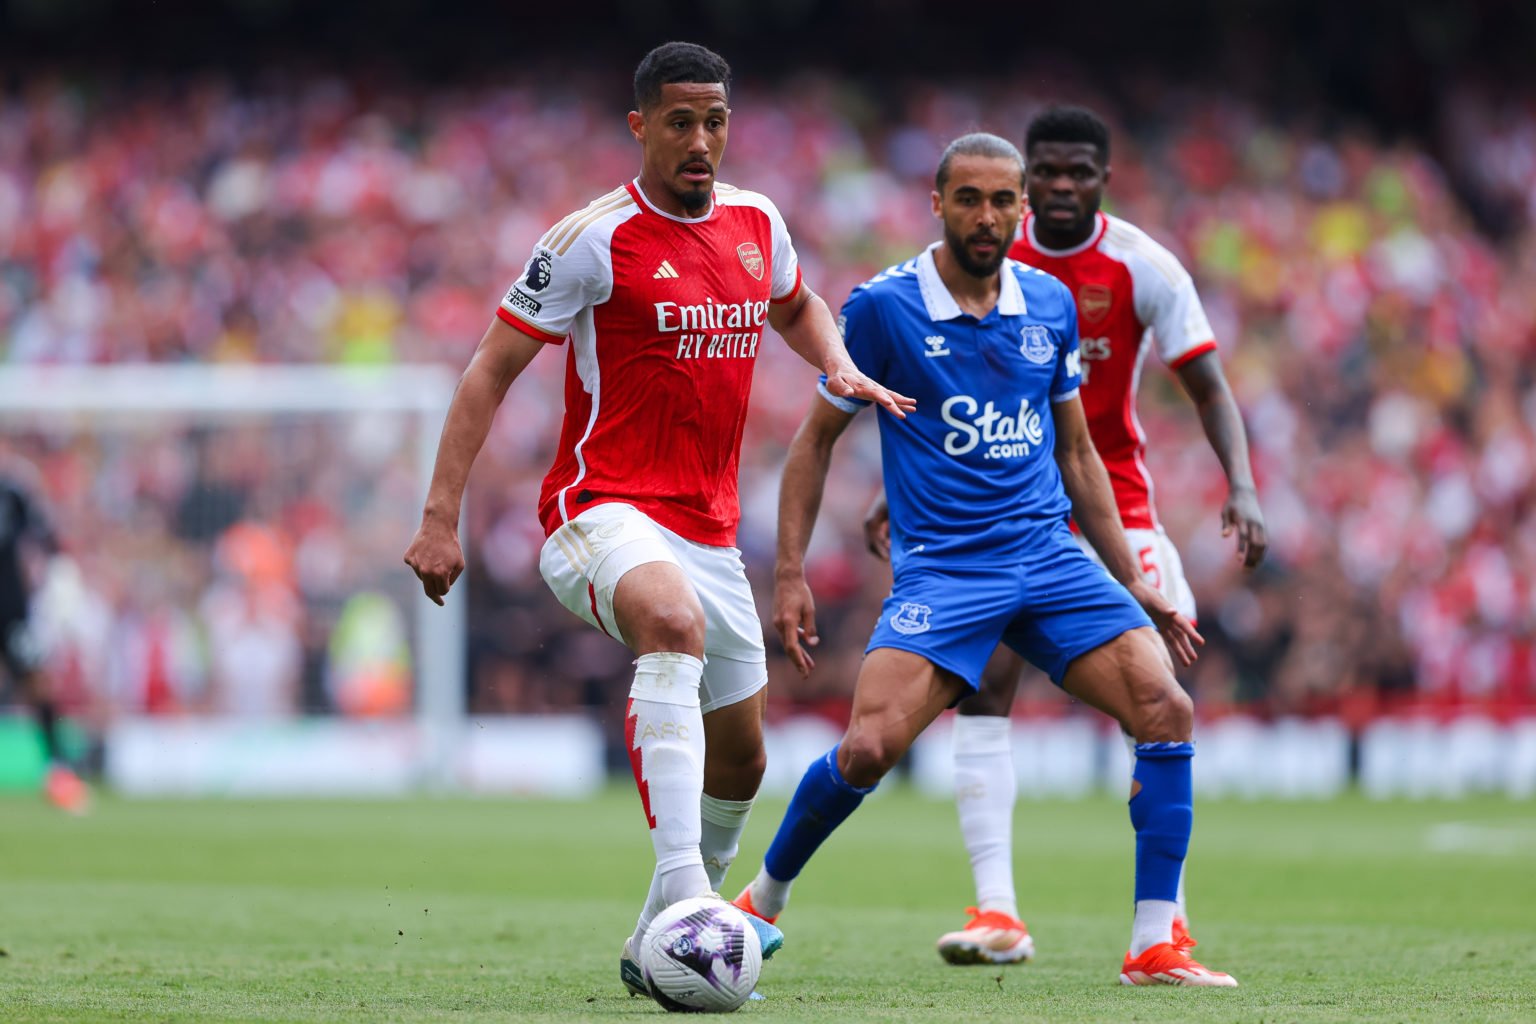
653 260 680 280
924 335 951 358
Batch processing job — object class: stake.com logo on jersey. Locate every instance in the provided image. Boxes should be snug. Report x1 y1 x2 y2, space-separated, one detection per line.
941 395 1045 461
654 297 771 360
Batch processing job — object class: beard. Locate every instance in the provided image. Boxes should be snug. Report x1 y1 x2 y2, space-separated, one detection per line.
944 223 1008 277
676 158 715 213
678 186 712 213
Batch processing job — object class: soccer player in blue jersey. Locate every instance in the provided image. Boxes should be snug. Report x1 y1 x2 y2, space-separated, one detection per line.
732 133 1237 986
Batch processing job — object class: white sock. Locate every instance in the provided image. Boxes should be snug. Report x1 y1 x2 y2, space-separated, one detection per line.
953 714 1018 919
1130 899 1178 956
631 793 756 949
627 652 709 907
701 794 754 891
1124 731 1187 923
629 870 667 950
748 866 792 919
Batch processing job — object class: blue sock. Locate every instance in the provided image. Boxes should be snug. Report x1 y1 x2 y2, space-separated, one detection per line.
763 746 876 882
1129 742 1194 903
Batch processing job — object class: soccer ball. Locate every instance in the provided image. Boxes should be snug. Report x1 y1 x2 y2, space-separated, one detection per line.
640 896 762 1012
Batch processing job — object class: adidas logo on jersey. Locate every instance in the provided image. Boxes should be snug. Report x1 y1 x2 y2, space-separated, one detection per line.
653 260 680 280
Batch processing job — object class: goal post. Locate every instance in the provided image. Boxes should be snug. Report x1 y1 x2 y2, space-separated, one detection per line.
0 364 475 790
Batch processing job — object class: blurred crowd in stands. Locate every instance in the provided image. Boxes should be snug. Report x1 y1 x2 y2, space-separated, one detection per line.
2 70 1534 730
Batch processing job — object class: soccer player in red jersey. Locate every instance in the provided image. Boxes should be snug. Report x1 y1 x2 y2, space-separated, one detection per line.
404 42 911 996
867 107 1265 979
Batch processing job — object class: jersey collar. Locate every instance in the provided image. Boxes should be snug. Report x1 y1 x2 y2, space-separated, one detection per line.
630 178 715 223
916 242 1028 321
1025 211 1106 257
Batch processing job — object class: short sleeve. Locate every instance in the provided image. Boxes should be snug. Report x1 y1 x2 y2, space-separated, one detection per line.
817 287 880 413
497 232 611 344
1130 240 1217 368
1051 288 1083 403
761 198 803 305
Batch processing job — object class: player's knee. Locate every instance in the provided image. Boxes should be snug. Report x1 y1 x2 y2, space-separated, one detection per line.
1129 676 1193 743
839 730 901 788
708 738 766 787
636 602 707 655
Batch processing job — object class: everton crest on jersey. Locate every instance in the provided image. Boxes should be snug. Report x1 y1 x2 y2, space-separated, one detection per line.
1020 324 1055 365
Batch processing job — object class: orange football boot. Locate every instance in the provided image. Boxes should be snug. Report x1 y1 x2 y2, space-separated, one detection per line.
1172 916 1192 947
936 906 1035 965
1120 934 1237 987
730 885 779 926
44 765 90 815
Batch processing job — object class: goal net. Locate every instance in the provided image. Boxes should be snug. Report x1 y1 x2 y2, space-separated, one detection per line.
0 364 471 791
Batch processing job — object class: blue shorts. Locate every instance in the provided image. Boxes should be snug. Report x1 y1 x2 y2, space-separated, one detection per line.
866 528 1152 689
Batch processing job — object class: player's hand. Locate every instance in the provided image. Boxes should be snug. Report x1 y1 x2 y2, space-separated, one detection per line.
1128 580 1204 667
1222 486 1268 569
824 364 916 419
404 517 464 606
773 570 820 677
863 495 891 561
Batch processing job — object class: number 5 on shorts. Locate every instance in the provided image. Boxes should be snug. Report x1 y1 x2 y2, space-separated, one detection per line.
1138 545 1162 590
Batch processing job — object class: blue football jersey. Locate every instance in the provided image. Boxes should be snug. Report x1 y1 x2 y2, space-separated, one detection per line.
820 244 1083 571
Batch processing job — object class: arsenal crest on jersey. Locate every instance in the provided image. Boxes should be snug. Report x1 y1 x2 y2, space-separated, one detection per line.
1020 324 1056 364
737 242 764 281
1078 283 1113 322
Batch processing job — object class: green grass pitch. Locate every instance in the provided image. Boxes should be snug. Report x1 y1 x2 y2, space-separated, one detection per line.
2 787 1533 1022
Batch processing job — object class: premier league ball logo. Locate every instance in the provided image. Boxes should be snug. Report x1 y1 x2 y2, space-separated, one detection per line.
523 250 553 293
1020 325 1055 365
641 897 763 1012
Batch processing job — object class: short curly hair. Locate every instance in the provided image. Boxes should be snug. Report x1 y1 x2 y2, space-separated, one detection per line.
634 42 732 111
1025 105 1110 163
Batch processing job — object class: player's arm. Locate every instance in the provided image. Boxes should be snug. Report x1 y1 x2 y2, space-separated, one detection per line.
768 289 915 419
404 317 546 605
1175 352 1267 569
862 487 891 560
774 396 859 677
1053 395 1203 666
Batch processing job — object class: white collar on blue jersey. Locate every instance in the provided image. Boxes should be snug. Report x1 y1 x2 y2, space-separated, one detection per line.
915 242 1028 321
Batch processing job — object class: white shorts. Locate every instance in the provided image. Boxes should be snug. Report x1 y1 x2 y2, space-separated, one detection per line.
538 503 767 714
1076 526 1197 622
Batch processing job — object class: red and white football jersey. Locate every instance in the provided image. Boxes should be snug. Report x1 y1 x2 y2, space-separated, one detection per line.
498 179 802 547
1010 212 1216 530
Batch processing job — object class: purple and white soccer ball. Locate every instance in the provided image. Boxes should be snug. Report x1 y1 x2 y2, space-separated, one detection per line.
640 896 763 1012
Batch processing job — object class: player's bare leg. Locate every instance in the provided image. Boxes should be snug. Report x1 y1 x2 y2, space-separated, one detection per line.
939 648 1031 964
840 648 966 786
739 649 966 921
1062 628 1235 986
